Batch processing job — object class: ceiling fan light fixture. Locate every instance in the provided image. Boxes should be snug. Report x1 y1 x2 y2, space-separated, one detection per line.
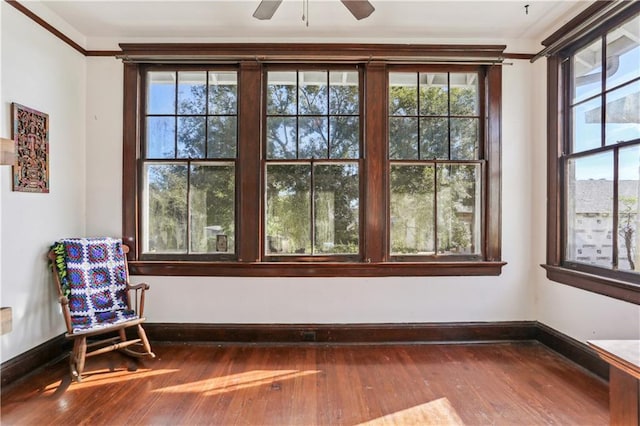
253 0 283 20
252 0 375 21
341 0 375 20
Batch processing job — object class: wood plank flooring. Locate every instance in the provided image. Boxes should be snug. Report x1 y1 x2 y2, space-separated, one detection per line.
1 342 608 425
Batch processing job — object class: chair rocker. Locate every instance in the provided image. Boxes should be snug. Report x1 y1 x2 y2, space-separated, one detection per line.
49 237 155 382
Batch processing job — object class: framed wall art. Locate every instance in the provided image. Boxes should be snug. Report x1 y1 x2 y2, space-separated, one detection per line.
12 103 49 193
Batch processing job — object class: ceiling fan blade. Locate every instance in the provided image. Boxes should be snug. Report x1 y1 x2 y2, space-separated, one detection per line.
253 0 283 20
340 0 375 20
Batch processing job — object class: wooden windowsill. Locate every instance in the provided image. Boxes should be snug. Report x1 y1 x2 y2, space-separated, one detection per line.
129 260 507 277
542 264 640 305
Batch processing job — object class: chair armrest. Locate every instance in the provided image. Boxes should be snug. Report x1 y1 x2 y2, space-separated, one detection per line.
127 283 150 291
126 282 150 317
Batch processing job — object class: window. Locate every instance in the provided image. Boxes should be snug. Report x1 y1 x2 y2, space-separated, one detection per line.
544 4 640 304
142 69 237 260
388 71 482 259
265 69 361 258
122 44 505 276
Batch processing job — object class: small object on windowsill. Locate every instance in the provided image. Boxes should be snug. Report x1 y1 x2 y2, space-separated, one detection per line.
0 137 16 166
216 235 228 252
1 307 12 335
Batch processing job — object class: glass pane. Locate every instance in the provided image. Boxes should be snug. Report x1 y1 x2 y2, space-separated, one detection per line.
389 73 418 116
618 145 640 273
605 82 640 145
329 71 359 115
299 117 328 159
147 71 175 115
209 72 237 114
207 116 237 158
314 164 359 254
420 117 448 160
450 118 479 160
177 117 205 158
142 163 188 253
572 38 603 104
330 116 359 159
389 117 418 160
190 163 235 254
390 165 435 254
299 71 328 115
177 71 206 115
566 152 613 268
450 73 479 116
437 164 481 255
267 117 297 159
572 97 602 152
146 117 175 158
419 73 448 116
606 15 640 90
267 71 297 115
265 164 311 255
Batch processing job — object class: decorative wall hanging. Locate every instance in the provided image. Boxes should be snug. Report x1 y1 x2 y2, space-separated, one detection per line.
12 103 49 193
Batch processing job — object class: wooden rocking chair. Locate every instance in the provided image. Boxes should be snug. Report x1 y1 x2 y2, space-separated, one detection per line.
48 237 155 382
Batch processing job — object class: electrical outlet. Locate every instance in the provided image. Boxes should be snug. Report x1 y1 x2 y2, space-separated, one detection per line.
302 331 316 342
1 307 12 335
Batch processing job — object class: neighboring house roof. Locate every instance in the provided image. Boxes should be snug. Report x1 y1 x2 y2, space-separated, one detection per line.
574 180 639 213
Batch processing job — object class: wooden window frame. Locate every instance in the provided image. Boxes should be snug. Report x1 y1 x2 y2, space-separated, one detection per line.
121 43 505 277
140 66 239 261
387 66 486 262
542 4 640 305
262 65 364 262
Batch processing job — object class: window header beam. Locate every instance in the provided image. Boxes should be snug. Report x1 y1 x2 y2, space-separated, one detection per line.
532 1 640 63
118 43 507 65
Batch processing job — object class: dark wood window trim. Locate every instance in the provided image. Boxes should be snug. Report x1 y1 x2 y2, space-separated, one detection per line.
543 4 640 305
122 43 506 277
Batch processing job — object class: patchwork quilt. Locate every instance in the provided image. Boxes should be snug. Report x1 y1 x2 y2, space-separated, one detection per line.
58 237 138 333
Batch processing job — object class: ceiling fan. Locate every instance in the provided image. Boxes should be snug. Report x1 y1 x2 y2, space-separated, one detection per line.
253 0 375 21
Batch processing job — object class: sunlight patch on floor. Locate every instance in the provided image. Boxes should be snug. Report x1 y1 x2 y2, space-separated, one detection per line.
42 368 178 394
357 397 465 426
153 369 321 396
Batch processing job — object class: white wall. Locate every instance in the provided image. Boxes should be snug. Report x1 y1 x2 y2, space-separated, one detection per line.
0 2 87 363
530 58 640 342
85 54 536 325
85 57 123 236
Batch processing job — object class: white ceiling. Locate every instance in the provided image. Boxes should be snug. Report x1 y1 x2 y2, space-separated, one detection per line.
24 0 592 50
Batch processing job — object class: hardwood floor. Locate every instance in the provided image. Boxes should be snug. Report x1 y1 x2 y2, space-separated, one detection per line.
1 342 608 425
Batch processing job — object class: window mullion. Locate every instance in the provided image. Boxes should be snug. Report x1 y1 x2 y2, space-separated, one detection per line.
612 148 619 270
237 61 262 262
186 160 192 254
433 162 439 255
485 65 502 262
416 72 421 160
310 162 316 255
174 72 179 159
205 71 209 159
326 71 331 159
447 72 452 160
364 62 387 263
600 36 606 149
296 72 300 159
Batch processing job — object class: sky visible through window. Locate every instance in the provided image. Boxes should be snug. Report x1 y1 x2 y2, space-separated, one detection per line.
573 23 640 180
